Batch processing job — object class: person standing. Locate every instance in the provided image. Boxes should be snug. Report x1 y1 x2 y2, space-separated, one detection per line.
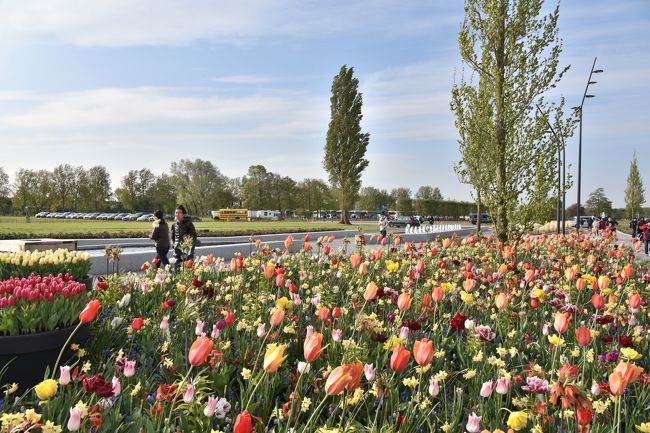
150 210 170 269
378 214 388 238
630 217 638 238
171 205 197 270
643 221 650 256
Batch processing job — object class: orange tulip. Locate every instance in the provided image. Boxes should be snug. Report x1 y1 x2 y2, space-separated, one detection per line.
344 363 364 391
587 254 597 264
576 277 586 291
364 282 379 301
390 345 411 372
554 312 570 334
524 269 535 283
609 372 626 395
188 336 213 366
431 286 444 303
463 278 476 292
358 262 368 275
397 293 412 311
591 294 605 310
597 275 610 290
317 307 329 321
497 263 508 276
413 338 434 366
622 264 634 279
325 365 352 396
564 266 578 281
269 308 285 327
441 238 451 249
263 344 287 373
263 264 276 280
350 253 362 269
629 293 642 310
234 410 253 433
303 332 323 362
79 300 101 323
284 235 294 250
575 326 591 346
495 292 508 310
613 361 643 384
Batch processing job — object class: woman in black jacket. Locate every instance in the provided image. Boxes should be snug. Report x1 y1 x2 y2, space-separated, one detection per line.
171 205 197 271
150 209 170 269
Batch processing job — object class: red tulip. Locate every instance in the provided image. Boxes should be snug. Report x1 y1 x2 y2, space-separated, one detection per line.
390 345 410 372
576 404 592 426
591 294 605 310
188 336 213 366
79 300 101 323
131 317 144 331
234 410 253 433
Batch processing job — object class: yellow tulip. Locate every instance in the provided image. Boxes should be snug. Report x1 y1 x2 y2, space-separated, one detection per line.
507 411 528 431
35 379 58 400
263 344 287 373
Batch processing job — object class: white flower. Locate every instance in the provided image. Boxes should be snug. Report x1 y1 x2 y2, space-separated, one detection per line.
297 362 311 374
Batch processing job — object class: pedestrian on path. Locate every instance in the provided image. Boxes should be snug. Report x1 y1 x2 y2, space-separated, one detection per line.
378 214 388 238
643 221 650 256
171 205 197 271
150 210 170 269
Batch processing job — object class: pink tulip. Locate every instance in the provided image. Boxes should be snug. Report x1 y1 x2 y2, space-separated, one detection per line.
211 324 220 339
124 360 136 377
112 376 121 396
204 395 218 417
67 407 83 431
332 329 343 342
59 366 71 385
428 378 440 397
364 364 376 381
195 320 205 336
183 384 195 403
160 315 169 330
256 323 266 338
495 377 510 394
465 412 481 433
479 380 494 397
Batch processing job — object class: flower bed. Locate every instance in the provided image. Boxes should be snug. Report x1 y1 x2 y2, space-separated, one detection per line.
0 273 88 335
1 231 649 433
0 249 91 281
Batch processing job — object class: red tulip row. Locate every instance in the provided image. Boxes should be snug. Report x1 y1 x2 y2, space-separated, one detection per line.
0 273 85 308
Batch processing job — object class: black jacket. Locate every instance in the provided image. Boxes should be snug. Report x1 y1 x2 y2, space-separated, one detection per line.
171 216 197 251
150 220 170 249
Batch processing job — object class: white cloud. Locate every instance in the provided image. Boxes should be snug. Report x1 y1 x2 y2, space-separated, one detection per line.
211 75 274 85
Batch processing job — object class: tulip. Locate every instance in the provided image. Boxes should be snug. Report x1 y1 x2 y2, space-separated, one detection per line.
211 324 220 339
332 329 343 342
622 263 634 279
284 235 294 250
466 412 481 433
390 345 410 372
576 277 586 291
297 361 311 374
345 363 364 391
413 338 434 366
188 336 213 366
67 407 83 431
59 366 71 386
364 282 379 301
506 411 528 431
576 405 593 426
553 312 570 334
112 376 121 396
256 323 266 338
269 308 285 327
463 278 476 292
428 377 440 396
399 326 409 339
608 371 626 395
358 262 368 275
160 315 169 330
204 395 218 417
565 266 578 281
317 307 329 321
234 410 253 433
431 286 444 303
35 378 58 400
124 360 136 377
495 291 508 310
575 326 591 346
415 260 425 274
613 361 644 384
597 275 610 290
263 344 287 373
397 292 412 311
263 264 275 279
79 299 101 323
325 365 352 396
131 317 144 331
495 377 510 394
364 363 376 381
479 380 494 397
629 293 642 312
303 332 323 362
183 383 195 403
591 294 605 310
350 253 362 268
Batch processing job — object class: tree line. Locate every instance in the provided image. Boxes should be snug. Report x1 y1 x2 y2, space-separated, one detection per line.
0 163 473 217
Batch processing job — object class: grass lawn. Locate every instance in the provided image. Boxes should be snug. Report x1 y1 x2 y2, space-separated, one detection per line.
0 216 369 239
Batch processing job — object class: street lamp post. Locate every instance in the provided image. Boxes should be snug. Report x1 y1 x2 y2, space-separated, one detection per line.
537 104 565 235
574 57 603 231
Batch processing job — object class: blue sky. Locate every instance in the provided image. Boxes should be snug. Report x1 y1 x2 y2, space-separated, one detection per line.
0 0 648 208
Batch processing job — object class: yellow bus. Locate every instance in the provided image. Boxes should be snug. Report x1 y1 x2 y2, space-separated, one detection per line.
211 209 248 221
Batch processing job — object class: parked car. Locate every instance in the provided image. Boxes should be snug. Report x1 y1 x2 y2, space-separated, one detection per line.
84 213 101 219
388 216 420 228
35 211 49 218
469 212 493 224
137 214 154 222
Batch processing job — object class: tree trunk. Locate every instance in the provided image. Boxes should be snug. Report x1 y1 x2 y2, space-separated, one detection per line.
476 191 482 234
494 0 509 242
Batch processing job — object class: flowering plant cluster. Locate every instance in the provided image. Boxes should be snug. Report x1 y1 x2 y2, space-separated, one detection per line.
0 249 91 281
1 229 649 433
0 273 88 335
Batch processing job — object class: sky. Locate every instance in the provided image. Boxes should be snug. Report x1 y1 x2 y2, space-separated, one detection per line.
0 0 648 208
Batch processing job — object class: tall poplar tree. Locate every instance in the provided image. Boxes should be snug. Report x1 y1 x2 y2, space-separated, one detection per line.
454 0 573 240
624 152 645 218
324 65 369 225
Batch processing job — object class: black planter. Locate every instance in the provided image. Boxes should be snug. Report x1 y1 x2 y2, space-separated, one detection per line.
0 323 90 389
80 275 94 291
